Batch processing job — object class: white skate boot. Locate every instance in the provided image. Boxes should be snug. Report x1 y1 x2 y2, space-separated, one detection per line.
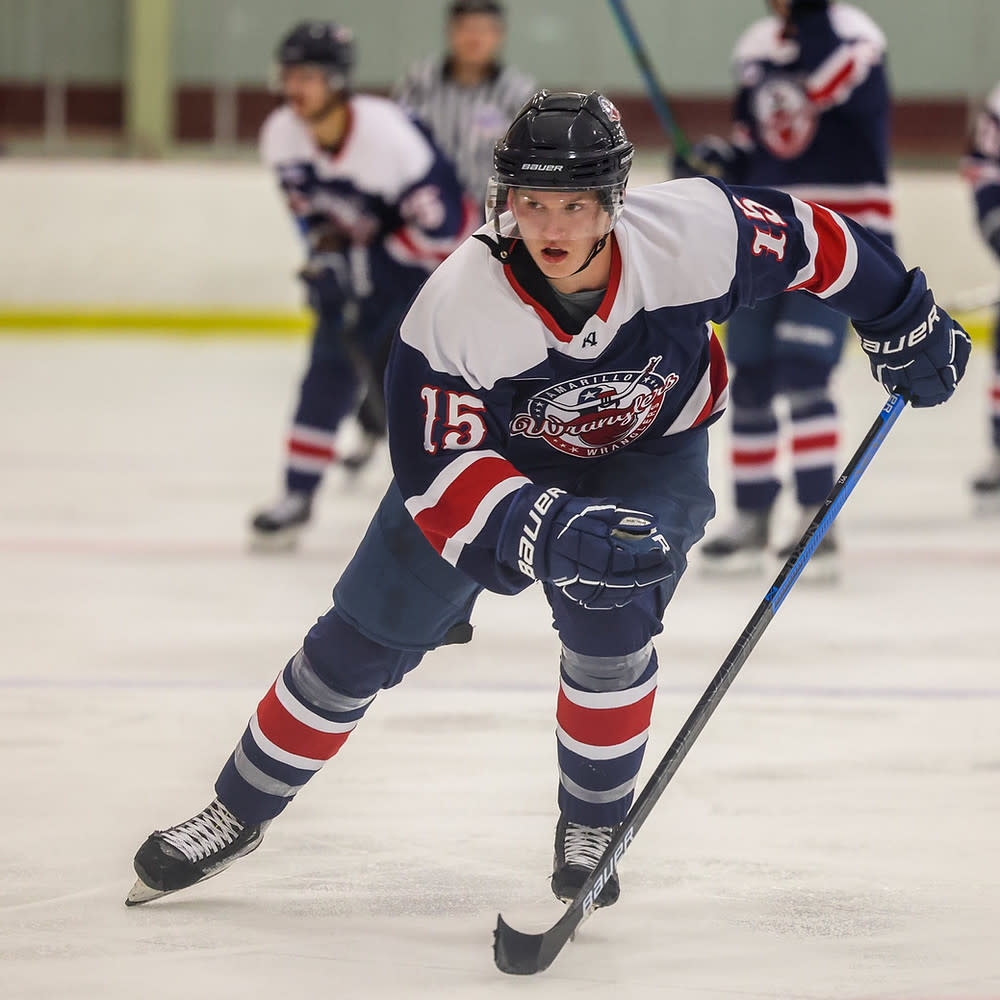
249 492 312 551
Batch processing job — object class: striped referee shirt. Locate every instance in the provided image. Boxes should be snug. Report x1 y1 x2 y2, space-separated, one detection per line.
394 57 537 214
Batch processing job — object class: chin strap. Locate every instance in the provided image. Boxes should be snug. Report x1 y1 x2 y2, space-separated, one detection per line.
474 233 610 274
473 232 517 262
571 235 609 275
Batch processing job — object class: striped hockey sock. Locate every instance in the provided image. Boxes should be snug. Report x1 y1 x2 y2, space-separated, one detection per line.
555 646 658 827
215 649 375 824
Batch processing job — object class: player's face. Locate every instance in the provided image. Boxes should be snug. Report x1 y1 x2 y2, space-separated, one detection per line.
448 13 504 69
511 189 610 279
280 65 333 120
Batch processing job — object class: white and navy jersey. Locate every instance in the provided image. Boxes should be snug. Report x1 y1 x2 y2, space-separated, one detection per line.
394 58 536 209
961 82 1000 260
385 178 910 593
259 95 477 286
728 3 893 243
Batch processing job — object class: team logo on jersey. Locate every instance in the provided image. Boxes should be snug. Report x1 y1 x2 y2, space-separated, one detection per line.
510 357 677 458
752 76 818 160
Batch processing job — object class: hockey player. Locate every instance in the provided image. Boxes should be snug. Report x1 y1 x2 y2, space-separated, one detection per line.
250 21 475 548
961 81 1000 506
127 92 968 913
675 0 893 574
394 0 536 212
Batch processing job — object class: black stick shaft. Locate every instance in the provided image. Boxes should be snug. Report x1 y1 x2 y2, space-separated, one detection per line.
494 393 907 975
606 0 692 159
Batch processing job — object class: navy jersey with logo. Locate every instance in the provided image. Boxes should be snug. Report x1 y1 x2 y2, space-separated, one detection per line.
384 177 909 593
727 2 893 243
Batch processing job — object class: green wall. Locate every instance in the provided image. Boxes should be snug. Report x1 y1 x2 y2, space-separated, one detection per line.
1 0 998 97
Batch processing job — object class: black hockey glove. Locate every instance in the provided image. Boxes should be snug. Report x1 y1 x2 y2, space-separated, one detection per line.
497 485 674 610
855 268 971 408
671 137 738 182
299 223 356 315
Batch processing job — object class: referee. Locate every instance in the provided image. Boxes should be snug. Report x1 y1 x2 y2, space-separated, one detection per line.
394 0 537 215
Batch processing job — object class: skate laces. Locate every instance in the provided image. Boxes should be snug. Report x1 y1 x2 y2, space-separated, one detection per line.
562 822 614 870
159 799 245 863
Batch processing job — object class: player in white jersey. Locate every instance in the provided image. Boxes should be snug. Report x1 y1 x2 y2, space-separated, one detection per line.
676 0 893 575
250 21 474 548
961 81 1000 506
126 93 967 914
394 0 536 213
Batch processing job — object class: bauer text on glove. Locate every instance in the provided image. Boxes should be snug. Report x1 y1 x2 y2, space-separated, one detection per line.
854 268 971 408
497 485 675 610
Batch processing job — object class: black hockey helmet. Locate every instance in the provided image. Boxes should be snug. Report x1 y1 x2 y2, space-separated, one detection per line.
486 91 633 245
449 0 505 19
493 90 633 190
275 21 354 89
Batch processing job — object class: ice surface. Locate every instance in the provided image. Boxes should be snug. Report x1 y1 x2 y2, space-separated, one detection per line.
1 336 998 999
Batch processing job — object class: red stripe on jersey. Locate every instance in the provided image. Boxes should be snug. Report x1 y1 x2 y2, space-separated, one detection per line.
813 198 892 220
808 58 856 105
557 687 656 748
413 455 522 554
788 203 848 296
392 226 451 265
255 683 351 761
504 265 572 342
792 431 838 454
288 438 336 460
733 447 778 466
691 330 730 427
596 236 622 321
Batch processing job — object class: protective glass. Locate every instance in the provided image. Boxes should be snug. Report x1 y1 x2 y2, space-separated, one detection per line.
485 178 626 241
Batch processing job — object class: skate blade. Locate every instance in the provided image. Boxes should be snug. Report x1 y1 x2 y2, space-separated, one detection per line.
125 877 174 907
248 525 305 553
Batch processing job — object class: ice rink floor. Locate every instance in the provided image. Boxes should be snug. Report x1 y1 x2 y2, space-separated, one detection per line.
1 335 998 999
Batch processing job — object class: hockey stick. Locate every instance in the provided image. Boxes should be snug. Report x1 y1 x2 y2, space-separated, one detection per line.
493 392 907 976
606 0 693 160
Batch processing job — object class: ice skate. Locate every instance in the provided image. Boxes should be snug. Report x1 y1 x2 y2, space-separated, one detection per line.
550 815 620 909
340 429 382 473
700 508 771 574
775 508 840 582
972 451 1000 514
126 798 268 906
249 491 312 551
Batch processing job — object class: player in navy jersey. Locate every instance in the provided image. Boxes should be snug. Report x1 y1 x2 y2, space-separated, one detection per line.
394 0 536 213
675 0 893 575
250 21 476 549
961 81 1000 506
126 92 968 911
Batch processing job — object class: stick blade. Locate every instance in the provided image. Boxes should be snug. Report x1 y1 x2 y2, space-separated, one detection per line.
493 913 548 975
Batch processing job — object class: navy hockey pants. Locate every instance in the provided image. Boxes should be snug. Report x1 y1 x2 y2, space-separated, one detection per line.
217 430 716 827
726 291 848 511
